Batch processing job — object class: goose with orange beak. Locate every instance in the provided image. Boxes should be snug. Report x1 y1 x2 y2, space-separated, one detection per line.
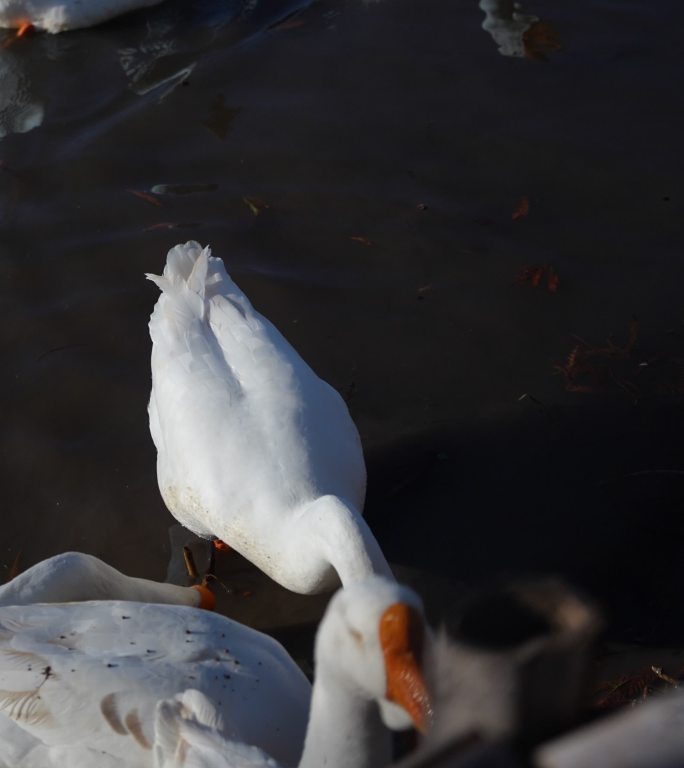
153 576 433 768
0 551 215 610
0 577 431 767
297 575 432 768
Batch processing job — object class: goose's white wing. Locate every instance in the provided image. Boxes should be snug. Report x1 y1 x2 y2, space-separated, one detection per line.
155 690 281 768
0 602 309 766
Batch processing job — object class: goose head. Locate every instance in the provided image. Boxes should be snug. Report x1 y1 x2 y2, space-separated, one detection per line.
315 575 433 733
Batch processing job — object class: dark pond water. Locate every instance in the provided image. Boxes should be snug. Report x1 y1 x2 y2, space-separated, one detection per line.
1 0 683 651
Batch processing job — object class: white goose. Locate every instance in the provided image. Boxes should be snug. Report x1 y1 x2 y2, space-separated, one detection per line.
0 551 214 610
0 0 164 32
0 576 430 768
147 241 392 593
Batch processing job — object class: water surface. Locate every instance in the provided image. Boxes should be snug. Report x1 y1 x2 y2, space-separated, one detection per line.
1 0 683 645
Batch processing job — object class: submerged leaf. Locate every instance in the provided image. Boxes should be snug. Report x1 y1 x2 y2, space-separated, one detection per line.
127 189 162 208
350 235 373 246
523 21 562 61
512 195 530 220
242 197 269 216
547 267 560 293
204 95 240 140
515 265 545 287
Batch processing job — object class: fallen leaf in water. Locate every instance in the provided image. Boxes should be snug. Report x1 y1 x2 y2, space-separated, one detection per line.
512 196 530 220
547 266 560 293
350 235 373 246
516 265 560 293
523 21 562 61
515 265 545 287
243 196 269 216
128 189 162 207
204 95 240 140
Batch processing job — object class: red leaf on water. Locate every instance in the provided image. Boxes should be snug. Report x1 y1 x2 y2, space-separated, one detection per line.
128 189 162 207
350 235 373 246
512 196 530 220
515 265 545 287
523 21 562 62
547 266 560 293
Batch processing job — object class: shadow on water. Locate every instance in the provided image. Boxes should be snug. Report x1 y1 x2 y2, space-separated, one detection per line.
365 405 684 643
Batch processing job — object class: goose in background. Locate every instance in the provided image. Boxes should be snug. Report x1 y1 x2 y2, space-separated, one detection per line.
0 551 214 609
0 0 166 33
0 576 430 768
147 241 392 594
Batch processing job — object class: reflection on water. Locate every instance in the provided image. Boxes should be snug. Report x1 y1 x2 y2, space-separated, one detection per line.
0 0 309 141
479 0 538 58
0 49 43 138
480 0 561 59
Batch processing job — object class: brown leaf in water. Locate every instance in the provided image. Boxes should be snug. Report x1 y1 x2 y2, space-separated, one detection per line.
515 265 545 287
547 266 560 293
523 21 562 62
127 189 162 207
204 95 240 140
242 196 269 216
512 195 530 220
350 235 373 246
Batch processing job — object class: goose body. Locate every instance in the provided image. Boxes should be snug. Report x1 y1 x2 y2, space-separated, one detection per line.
147 241 392 593
0 0 164 32
0 551 213 609
0 577 429 768
0 600 310 767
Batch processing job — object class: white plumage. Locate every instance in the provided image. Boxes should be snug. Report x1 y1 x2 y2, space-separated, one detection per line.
147 241 392 593
0 0 164 32
0 600 310 767
0 576 430 767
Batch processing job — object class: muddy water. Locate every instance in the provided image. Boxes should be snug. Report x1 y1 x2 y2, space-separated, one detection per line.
1 0 683 646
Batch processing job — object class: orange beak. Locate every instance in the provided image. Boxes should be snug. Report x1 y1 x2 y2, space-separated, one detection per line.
191 583 216 611
379 602 432 733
